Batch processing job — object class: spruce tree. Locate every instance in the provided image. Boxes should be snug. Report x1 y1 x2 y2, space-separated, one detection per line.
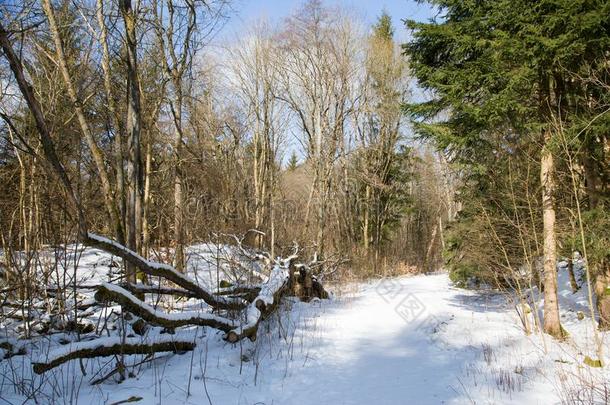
288 151 299 171
404 0 610 338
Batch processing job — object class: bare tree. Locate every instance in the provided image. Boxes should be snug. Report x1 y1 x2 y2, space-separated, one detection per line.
227 21 287 255
41 0 124 242
116 0 144 283
153 0 229 271
276 0 358 258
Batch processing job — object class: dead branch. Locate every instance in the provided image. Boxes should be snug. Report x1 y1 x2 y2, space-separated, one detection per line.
32 336 195 374
120 283 199 299
215 285 261 302
26 234 330 375
84 233 246 310
94 284 237 332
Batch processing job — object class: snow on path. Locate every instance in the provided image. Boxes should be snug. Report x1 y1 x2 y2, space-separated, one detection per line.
239 273 552 405
14 272 604 404
92 273 566 405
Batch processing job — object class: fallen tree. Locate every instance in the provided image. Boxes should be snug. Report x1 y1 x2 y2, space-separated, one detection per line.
226 261 291 342
0 33 329 375
84 233 246 311
29 233 329 374
94 283 238 332
32 335 195 374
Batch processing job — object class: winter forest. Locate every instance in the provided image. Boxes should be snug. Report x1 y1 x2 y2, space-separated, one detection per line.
0 0 608 403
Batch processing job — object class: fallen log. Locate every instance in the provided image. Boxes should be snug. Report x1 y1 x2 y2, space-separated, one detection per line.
215 284 261 301
120 283 199 299
94 283 237 332
29 238 330 375
32 335 195 374
120 281 260 301
85 233 246 310
225 263 289 343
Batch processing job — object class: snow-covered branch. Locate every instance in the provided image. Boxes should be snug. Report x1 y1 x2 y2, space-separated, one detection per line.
84 233 247 310
225 263 290 342
32 335 195 374
94 283 237 332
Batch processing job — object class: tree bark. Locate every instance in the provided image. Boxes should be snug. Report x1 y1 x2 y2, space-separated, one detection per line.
120 0 144 282
567 258 579 293
595 270 610 330
173 94 185 272
142 140 152 258
541 132 564 339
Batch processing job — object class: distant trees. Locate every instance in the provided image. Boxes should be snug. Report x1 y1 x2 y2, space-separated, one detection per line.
275 0 360 259
153 0 197 271
228 21 286 255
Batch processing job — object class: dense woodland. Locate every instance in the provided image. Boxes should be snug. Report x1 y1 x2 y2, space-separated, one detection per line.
0 0 449 277
0 0 609 402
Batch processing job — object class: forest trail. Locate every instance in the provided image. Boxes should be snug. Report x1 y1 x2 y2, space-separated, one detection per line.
240 273 545 405
2 268 596 404
98 273 557 405
257 273 480 404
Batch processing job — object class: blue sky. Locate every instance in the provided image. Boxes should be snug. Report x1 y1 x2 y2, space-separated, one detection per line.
223 0 437 41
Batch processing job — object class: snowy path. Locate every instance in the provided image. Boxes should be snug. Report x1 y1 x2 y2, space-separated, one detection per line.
10 271 605 404
237 273 547 405
94 273 560 405
259 274 479 404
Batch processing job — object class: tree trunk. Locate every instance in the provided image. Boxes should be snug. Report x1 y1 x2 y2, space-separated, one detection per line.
363 184 370 251
595 270 610 330
567 257 579 293
97 0 127 244
120 0 143 283
541 133 564 339
142 140 152 259
173 95 185 272
582 140 599 209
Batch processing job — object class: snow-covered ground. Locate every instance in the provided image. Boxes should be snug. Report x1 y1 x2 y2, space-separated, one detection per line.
1 247 608 404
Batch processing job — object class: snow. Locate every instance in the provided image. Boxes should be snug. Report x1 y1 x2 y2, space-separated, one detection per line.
1 237 265 295
228 263 288 337
33 333 196 365
86 233 237 302
1 256 609 404
256 264 288 306
100 283 237 325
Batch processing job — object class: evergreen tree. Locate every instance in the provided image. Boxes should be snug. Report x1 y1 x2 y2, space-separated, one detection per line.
404 0 610 337
373 10 393 40
287 151 299 171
